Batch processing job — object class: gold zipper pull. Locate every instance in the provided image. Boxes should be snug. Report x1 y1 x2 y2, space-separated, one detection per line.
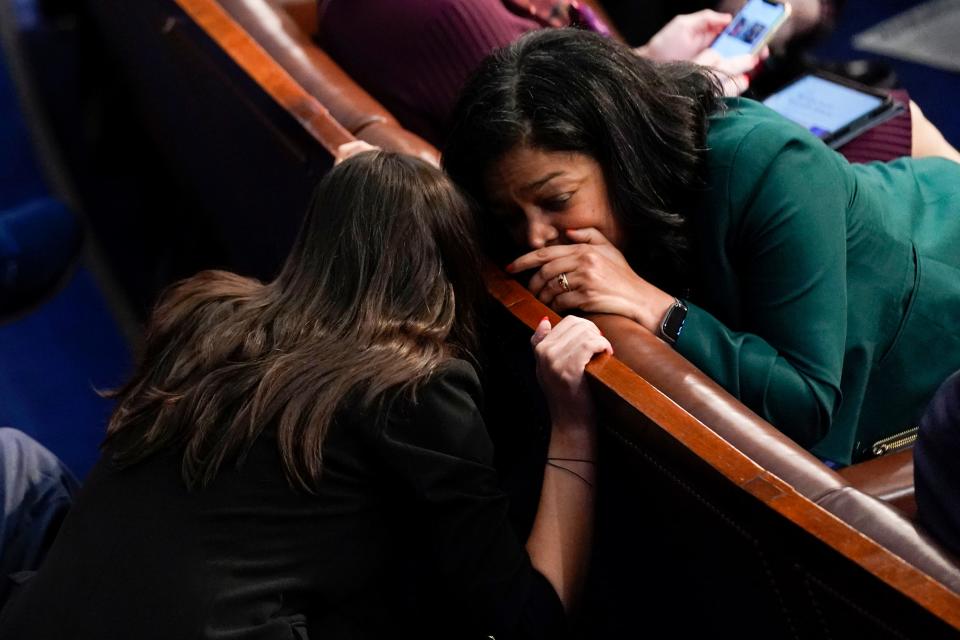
871 426 920 457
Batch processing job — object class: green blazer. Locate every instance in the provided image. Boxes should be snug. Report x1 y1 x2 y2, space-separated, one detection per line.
675 98 960 465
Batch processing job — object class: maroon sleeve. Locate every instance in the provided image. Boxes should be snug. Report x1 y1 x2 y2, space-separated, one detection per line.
837 89 912 164
317 0 540 144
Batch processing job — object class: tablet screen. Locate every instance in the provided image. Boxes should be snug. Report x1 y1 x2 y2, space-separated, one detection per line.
762 75 885 139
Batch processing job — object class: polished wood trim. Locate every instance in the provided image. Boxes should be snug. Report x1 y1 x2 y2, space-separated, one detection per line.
172 0 960 628
174 0 352 154
481 266 960 629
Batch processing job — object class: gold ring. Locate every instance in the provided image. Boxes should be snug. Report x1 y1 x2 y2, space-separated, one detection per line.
557 272 570 292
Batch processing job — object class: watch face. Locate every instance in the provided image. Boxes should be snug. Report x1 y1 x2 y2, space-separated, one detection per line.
663 302 688 342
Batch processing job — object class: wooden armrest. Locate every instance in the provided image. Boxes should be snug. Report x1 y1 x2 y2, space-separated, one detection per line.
839 448 916 519
587 314 846 501
218 0 437 160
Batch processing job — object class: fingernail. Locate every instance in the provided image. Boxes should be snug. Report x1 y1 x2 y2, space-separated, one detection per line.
599 330 604 336
504 263 515 273
540 316 549 324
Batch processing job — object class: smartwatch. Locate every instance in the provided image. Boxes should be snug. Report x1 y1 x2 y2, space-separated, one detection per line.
659 298 688 345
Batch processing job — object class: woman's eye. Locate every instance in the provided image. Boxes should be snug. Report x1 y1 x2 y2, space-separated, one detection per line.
541 194 572 212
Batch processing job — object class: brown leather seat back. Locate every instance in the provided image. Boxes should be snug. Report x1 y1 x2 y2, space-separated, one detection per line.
592 315 848 500
590 378 960 637
218 0 438 163
486 267 960 632
273 0 316 36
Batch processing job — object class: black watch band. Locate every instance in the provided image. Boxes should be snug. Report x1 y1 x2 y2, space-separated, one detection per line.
659 298 688 345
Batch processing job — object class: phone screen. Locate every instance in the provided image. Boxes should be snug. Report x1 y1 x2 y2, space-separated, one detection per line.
711 0 787 57
762 75 885 139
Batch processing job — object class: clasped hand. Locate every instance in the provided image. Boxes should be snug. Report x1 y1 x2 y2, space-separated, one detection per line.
507 228 675 334
531 315 612 428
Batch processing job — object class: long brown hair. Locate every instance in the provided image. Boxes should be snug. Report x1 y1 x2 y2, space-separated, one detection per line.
104 151 482 492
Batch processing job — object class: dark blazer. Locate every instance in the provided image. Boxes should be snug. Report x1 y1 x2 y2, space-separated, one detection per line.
915 369 960 558
0 360 564 639
678 98 960 464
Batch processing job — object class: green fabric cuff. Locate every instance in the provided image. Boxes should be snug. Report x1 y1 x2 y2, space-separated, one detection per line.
674 302 721 371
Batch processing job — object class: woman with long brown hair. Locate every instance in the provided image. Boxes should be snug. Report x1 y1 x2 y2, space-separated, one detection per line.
0 150 610 639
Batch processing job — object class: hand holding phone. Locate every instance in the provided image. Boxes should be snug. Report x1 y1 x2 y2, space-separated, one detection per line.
639 9 739 62
710 0 791 58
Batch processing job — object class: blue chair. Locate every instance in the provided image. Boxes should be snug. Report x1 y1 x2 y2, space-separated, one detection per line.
0 31 81 313
0 196 80 312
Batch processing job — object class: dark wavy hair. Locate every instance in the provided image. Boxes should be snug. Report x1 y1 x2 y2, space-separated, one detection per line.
103 151 482 492
443 28 723 292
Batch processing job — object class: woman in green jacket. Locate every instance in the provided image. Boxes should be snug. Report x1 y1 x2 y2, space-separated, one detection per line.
443 28 960 466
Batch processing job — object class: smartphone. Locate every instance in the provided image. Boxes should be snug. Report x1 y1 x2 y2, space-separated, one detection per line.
710 0 792 57
762 72 905 148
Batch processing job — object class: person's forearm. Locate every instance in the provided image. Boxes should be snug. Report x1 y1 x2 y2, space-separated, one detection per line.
525 421 596 611
632 287 676 335
910 101 960 163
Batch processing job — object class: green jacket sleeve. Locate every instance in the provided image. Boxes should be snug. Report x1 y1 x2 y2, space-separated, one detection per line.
676 128 848 447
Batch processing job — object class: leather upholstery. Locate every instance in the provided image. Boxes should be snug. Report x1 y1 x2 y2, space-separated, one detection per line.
218 0 439 163
590 315 849 500
815 487 960 592
589 315 920 507
588 315 960 591
839 449 917 518
274 0 315 36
